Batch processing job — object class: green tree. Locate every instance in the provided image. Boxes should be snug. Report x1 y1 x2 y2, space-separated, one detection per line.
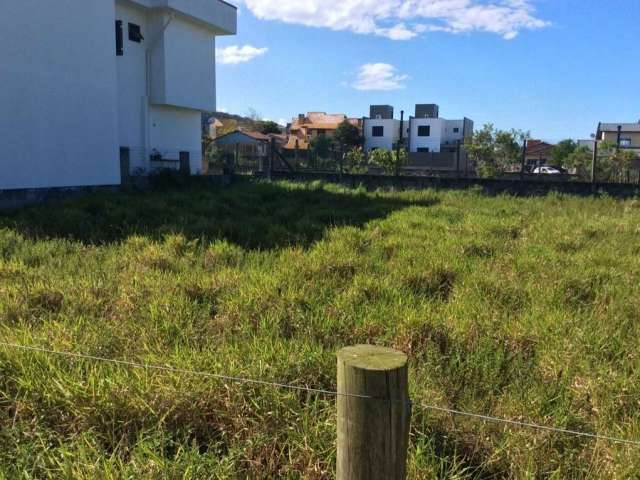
465 124 527 177
334 120 362 152
552 139 577 166
344 147 367 173
310 135 332 160
368 148 408 175
565 146 593 179
258 121 282 135
465 124 498 177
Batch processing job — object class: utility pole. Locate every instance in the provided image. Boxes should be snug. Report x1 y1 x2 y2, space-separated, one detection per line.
396 110 404 177
455 140 461 179
591 138 598 185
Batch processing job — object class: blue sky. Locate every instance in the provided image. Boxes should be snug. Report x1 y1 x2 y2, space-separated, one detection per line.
215 0 639 142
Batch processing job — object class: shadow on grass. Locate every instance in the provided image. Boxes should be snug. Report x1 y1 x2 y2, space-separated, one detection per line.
0 180 439 250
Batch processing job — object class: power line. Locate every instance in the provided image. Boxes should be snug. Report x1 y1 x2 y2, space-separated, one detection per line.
1 341 638 447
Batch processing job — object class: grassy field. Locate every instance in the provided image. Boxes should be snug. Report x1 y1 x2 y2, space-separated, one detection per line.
1 180 639 479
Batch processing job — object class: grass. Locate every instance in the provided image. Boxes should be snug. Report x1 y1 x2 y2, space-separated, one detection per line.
1 179 640 478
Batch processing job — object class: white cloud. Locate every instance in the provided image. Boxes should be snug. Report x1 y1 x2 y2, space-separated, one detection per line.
216 45 268 64
351 63 408 91
239 0 548 40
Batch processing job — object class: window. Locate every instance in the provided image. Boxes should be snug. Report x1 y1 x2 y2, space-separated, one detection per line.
128 23 144 43
372 126 384 137
115 20 124 56
417 125 431 137
620 138 632 147
417 147 430 153
453 127 460 133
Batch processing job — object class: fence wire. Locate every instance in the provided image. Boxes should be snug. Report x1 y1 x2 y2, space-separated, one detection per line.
1 341 638 447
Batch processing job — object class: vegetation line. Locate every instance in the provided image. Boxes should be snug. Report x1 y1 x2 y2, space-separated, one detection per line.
2 341 638 447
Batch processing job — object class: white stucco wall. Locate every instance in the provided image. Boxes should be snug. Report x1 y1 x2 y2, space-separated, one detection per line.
0 0 120 190
161 17 216 111
409 118 444 153
149 106 203 174
364 119 400 152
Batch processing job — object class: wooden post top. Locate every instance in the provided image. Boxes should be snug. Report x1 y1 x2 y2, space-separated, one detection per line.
337 345 407 371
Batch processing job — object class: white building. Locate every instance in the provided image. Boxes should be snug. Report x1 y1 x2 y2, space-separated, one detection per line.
363 104 473 154
0 0 237 191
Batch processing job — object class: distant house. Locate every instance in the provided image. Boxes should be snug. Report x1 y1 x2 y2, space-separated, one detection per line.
1 1 237 191
597 122 640 154
363 104 473 154
524 140 554 168
283 112 362 151
214 130 271 157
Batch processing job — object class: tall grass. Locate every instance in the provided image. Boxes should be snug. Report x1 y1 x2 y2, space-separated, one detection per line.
1 180 639 478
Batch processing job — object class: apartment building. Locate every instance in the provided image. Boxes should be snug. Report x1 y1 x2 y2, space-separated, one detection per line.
363 104 473 153
1 0 237 191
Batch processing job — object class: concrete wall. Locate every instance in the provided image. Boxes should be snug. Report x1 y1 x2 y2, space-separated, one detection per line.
149 105 203 174
0 0 120 190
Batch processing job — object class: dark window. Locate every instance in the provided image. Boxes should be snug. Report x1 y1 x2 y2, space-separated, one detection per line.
453 127 460 133
417 125 431 137
128 23 144 43
417 147 430 153
372 126 384 137
115 20 124 56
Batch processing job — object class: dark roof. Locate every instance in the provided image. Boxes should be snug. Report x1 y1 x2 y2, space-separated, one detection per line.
599 123 640 133
214 130 270 143
526 140 554 156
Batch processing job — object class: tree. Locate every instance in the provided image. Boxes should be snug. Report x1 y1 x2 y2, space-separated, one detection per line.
334 120 362 152
564 146 593 179
310 135 332 160
552 139 577 166
465 124 527 177
258 120 281 135
344 147 367 174
465 124 496 176
368 148 408 175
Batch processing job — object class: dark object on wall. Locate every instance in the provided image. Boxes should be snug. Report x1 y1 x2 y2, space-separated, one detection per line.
115 20 124 55
128 23 144 43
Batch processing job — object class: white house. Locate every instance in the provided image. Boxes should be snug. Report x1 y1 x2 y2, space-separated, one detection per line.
0 0 237 191
363 104 473 154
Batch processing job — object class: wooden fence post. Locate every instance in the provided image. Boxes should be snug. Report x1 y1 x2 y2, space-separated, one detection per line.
337 345 411 480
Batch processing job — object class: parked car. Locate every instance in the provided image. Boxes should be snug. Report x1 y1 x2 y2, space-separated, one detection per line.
548 164 569 174
532 166 562 175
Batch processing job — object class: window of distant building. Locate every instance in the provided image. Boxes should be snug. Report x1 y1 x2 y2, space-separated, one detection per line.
417 147 430 153
620 138 632 147
453 127 460 133
417 125 430 137
372 126 384 137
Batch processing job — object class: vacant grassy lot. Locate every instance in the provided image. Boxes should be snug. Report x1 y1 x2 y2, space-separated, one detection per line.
1 180 639 479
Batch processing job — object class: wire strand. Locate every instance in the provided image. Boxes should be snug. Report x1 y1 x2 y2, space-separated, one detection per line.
1 341 638 446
